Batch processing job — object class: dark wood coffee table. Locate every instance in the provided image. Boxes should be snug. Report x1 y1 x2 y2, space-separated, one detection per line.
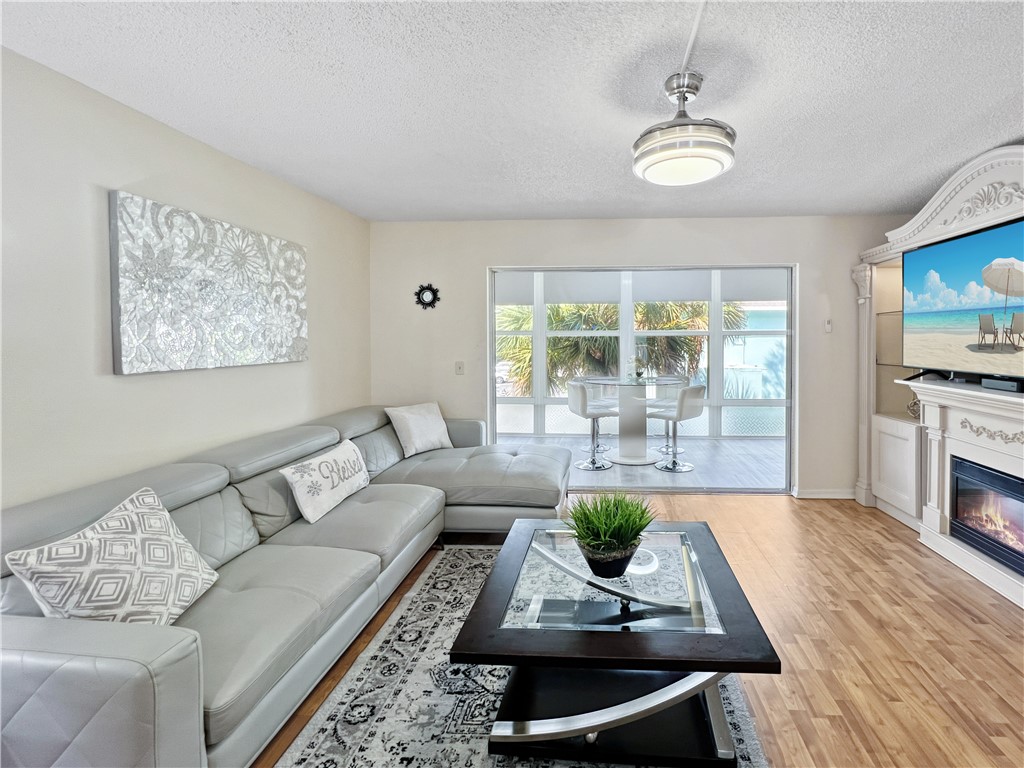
450 519 780 767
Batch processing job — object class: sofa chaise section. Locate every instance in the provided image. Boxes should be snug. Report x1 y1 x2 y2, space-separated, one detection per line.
307 406 572 532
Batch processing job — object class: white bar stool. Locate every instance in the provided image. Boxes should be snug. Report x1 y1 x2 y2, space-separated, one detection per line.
646 385 706 473
568 380 619 471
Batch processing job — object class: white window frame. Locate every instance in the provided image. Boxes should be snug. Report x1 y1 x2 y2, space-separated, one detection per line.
489 267 794 489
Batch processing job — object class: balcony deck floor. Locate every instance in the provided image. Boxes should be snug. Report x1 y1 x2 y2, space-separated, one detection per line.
496 435 787 493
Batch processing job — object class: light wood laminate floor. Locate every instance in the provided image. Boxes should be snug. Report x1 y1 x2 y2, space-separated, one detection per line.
255 496 1023 768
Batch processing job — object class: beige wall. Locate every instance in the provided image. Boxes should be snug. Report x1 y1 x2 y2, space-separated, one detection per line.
1 47 909 503
1 51 371 505
369 216 906 496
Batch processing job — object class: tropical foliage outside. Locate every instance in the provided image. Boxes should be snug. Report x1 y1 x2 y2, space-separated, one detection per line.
495 301 747 396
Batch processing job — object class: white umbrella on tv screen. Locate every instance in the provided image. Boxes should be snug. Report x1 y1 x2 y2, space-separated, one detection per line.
982 257 1024 328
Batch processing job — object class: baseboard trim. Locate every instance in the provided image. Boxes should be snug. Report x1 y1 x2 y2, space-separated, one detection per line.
874 499 921 531
919 528 1024 607
791 488 855 499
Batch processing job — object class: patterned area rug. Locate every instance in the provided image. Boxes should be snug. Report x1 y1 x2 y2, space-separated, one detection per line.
277 546 769 768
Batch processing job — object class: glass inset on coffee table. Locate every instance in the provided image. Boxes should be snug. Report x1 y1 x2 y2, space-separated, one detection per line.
502 529 724 635
450 520 780 767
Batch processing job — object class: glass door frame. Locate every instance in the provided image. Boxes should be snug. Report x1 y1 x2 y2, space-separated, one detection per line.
487 266 794 491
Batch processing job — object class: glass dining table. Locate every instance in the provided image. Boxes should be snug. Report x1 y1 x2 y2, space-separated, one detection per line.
583 376 686 465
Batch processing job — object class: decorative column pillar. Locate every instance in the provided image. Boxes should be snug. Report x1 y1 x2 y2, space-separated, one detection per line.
919 400 946 533
852 264 875 507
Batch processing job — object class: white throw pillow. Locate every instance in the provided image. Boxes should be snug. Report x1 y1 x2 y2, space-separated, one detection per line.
385 402 454 458
4 488 218 625
280 440 369 523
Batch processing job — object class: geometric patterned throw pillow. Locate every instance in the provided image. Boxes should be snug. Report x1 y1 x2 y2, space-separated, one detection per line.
4 487 218 625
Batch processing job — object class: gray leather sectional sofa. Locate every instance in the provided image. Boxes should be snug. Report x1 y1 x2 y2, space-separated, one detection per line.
0 406 571 768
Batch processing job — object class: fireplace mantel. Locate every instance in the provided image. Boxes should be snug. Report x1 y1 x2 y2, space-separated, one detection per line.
901 378 1024 605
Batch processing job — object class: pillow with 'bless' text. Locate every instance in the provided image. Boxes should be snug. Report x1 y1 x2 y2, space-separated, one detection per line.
279 440 369 523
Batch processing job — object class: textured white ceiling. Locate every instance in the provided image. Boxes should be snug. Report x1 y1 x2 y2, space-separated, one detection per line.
3 1 1022 221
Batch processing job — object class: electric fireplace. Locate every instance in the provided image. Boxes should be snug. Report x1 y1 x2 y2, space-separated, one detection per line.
950 457 1024 576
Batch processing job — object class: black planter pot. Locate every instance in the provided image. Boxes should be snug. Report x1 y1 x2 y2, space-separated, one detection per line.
578 544 639 579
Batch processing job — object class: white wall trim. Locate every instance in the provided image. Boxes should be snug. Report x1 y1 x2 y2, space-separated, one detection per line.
920 529 1024 607
875 498 922 531
791 488 855 499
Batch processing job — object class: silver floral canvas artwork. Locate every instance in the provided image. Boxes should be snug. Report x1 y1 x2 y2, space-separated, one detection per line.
109 191 307 374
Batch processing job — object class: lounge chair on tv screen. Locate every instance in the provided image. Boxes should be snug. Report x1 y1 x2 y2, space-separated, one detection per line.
1003 312 1023 350
978 313 998 349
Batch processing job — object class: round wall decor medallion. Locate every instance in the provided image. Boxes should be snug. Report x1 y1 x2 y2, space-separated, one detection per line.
415 283 440 309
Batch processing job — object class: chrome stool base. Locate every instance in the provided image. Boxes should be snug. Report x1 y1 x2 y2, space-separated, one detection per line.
579 442 611 453
575 457 612 471
655 458 694 473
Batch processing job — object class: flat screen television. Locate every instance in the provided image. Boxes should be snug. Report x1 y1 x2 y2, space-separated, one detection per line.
903 218 1024 379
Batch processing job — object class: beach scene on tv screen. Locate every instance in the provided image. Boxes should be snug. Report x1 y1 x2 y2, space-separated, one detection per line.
903 221 1024 378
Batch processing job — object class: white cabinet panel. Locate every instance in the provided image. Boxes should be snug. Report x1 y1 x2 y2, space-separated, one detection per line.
871 414 923 523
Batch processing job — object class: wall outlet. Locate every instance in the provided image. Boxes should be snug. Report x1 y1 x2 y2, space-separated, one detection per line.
455 361 465 375
824 319 833 334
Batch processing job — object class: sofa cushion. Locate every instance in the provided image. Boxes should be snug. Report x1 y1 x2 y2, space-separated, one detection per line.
305 406 390 441
279 440 369 524
350 425 405 478
186 426 340 483
232 468 301 541
174 544 379 744
373 444 571 508
265 484 445 570
5 488 218 625
1 463 228 580
169 486 259 570
231 439 348 540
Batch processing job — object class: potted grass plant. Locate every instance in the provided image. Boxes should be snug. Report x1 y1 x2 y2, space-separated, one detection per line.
565 492 656 578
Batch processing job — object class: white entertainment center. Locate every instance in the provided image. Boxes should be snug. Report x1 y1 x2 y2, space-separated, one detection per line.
852 144 1024 606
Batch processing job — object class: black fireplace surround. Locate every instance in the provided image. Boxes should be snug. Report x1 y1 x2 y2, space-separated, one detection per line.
950 457 1024 576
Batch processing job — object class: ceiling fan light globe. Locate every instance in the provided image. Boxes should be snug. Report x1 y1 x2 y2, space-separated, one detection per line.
639 155 725 186
632 123 735 186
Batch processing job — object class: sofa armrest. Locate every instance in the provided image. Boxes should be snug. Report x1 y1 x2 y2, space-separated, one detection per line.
445 418 486 448
1 616 206 768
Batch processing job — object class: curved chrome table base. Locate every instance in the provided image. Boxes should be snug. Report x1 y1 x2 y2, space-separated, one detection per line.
491 670 734 759
528 541 691 611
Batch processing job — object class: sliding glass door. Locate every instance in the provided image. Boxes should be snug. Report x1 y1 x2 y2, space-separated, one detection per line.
491 267 792 490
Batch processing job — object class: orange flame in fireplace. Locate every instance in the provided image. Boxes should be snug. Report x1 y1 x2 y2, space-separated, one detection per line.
960 492 1024 553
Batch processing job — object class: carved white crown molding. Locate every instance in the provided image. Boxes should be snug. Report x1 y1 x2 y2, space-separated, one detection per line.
861 145 1024 264
941 182 1024 227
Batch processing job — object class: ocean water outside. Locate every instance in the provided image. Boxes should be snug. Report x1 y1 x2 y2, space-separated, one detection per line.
742 308 786 330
